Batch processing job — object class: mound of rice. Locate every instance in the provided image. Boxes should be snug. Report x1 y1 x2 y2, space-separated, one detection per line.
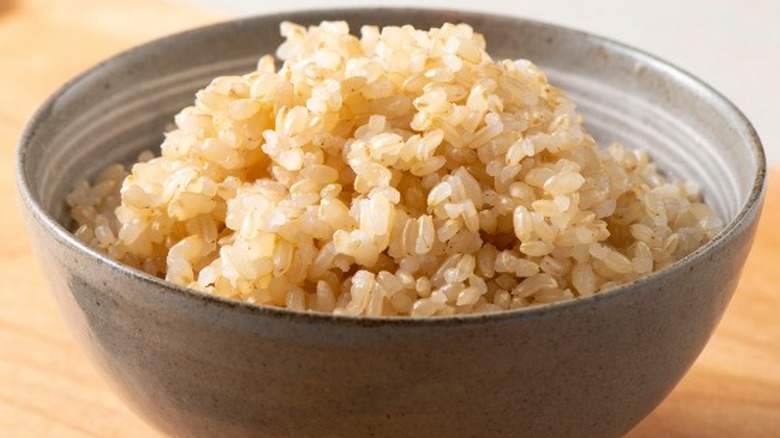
67 21 721 316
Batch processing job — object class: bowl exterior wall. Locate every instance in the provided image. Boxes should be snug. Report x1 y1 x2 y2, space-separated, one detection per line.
22 200 761 437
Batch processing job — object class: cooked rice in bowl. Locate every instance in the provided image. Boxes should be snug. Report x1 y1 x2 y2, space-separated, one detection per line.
67 21 721 317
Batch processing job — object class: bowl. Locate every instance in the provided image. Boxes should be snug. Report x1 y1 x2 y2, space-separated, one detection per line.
16 8 765 438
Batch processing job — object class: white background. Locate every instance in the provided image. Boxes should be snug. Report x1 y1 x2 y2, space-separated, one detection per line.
190 0 778 165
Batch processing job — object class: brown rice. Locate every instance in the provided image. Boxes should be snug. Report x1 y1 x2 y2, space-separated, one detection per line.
67 21 721 316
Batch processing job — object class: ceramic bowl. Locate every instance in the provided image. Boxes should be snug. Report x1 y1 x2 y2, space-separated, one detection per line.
16 9 765 438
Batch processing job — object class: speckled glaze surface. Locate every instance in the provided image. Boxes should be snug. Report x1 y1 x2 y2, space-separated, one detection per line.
17 9 765 438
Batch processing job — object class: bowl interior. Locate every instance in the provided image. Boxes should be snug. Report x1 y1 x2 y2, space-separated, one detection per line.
19 8 763 270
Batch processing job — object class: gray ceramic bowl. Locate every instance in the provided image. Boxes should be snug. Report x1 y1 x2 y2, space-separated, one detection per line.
17 8 765 438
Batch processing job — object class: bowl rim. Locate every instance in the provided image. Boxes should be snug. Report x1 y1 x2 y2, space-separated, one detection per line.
16 7 767 327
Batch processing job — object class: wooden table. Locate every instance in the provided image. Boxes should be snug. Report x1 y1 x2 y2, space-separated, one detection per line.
1 1 778 436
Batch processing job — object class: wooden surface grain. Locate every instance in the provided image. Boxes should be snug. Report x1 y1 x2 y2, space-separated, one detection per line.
1 1 778 436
